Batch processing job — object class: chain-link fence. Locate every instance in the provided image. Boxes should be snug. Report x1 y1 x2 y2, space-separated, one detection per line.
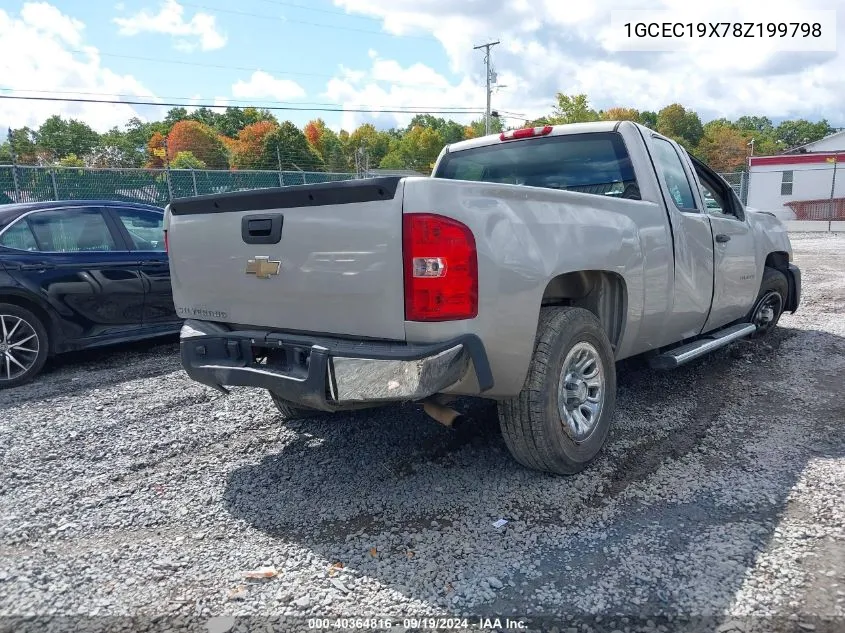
717 171 749 204
0 165 356 206
1 163 752 208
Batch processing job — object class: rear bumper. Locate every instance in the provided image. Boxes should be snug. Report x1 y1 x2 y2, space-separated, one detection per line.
786 263 801 313
178 320 493 411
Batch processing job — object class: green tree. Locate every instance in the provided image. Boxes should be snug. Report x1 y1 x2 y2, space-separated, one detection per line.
58 153 85 167
379 125 444 173
320 128 347 171
697 124 749 172
349 123 392 167
774 119 834 150
261 121 324 171
187 107 221 130
164 107 190 130
601 107 641 122
638 111 658 129
550 93 599 124
405 115 466 145
215 107 277 138
36 116 100 162
170 151 207 169
3 127 40 164
656 104 704 148
465 117 503 138
735 116 774 134
123 117 166 165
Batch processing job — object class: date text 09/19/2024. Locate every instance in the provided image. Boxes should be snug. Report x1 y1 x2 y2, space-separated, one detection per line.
307 618 528 629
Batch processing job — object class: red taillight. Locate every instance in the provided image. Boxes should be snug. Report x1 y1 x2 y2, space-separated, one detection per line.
402 213 478 321
499 125 553 141
163 230 169 253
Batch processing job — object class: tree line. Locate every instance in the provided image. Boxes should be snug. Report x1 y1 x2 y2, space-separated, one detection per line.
0 94 837 174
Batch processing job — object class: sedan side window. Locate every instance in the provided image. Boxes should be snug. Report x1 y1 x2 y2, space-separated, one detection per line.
113 208 165 251
28 208 117 252
0 221 39 251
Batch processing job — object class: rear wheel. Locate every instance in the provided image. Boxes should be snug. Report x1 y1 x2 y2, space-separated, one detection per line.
0 303 49 389
268 391 324 419
498 307 616 475
748 267 788 337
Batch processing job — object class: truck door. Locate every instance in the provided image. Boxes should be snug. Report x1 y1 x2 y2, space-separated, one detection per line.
689 158 759 332
642 134 715 344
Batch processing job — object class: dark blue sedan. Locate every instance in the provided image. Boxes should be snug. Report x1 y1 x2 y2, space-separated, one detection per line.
0 200 181 388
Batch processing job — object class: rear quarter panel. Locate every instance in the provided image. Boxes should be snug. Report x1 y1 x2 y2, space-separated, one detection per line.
401 176 672 397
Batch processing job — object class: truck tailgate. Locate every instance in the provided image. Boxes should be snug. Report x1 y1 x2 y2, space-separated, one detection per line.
166 177 406 341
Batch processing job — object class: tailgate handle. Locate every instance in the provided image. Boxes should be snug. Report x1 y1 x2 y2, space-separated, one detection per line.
242 214 283 244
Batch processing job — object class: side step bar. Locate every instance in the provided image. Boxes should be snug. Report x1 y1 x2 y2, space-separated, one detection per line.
649 323 757 370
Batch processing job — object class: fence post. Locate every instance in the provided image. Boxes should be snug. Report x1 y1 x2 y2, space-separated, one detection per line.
740 170 749 205
8 128 21 203
276 145 284 187
163 138 173 201
50 168 59 200
190 167 198 196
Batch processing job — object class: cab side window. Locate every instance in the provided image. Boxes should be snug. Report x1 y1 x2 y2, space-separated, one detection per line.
693 159 743 221
652 138 698 211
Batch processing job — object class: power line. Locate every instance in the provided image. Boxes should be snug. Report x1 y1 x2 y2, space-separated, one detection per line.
252 0 384 21
0 94 498 115
179 2 435 40
0 88 510 113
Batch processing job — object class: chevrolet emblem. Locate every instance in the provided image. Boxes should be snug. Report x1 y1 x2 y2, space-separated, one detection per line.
245 256 281 279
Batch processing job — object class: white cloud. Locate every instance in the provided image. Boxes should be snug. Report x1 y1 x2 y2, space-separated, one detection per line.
0 3 163 133
330 0 845 125
324 52 484 131
19 2 85 46
231 71 307 101
114 0 226 52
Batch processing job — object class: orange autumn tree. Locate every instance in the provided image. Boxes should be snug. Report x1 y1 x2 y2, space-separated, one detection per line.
145 131 166 168
229 120 278 169
166 120 229 169
304 118 334 161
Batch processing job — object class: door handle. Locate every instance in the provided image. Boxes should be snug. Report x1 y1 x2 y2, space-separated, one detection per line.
19 261 55 271
242 214 283 244
715 234 731 243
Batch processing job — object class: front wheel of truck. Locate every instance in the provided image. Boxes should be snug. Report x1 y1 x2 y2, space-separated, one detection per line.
498 307 616 475
268 391 324 420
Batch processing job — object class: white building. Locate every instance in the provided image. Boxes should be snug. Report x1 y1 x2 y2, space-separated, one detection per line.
746 131 845 220
783 129 845 153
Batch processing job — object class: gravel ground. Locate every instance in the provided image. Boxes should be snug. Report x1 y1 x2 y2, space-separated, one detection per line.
1 233 843 633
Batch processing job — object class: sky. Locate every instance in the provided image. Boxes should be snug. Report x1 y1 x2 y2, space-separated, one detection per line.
0 0 843 136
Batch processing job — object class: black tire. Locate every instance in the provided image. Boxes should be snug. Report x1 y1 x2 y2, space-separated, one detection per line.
0 302 49 390
747 267 788 337
268 390 324 419
498 307 617 475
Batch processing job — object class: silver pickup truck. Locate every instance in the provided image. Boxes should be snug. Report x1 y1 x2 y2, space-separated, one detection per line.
164 121 801 475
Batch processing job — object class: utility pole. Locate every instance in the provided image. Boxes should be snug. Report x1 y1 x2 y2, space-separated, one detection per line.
473 40 499 135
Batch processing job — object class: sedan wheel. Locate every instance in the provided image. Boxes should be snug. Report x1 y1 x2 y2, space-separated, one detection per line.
0 304 49 389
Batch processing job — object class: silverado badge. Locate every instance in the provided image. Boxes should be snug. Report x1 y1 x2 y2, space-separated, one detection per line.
245 256 281 279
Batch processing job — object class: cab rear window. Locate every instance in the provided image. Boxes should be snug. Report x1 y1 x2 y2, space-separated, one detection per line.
433 132 639 198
